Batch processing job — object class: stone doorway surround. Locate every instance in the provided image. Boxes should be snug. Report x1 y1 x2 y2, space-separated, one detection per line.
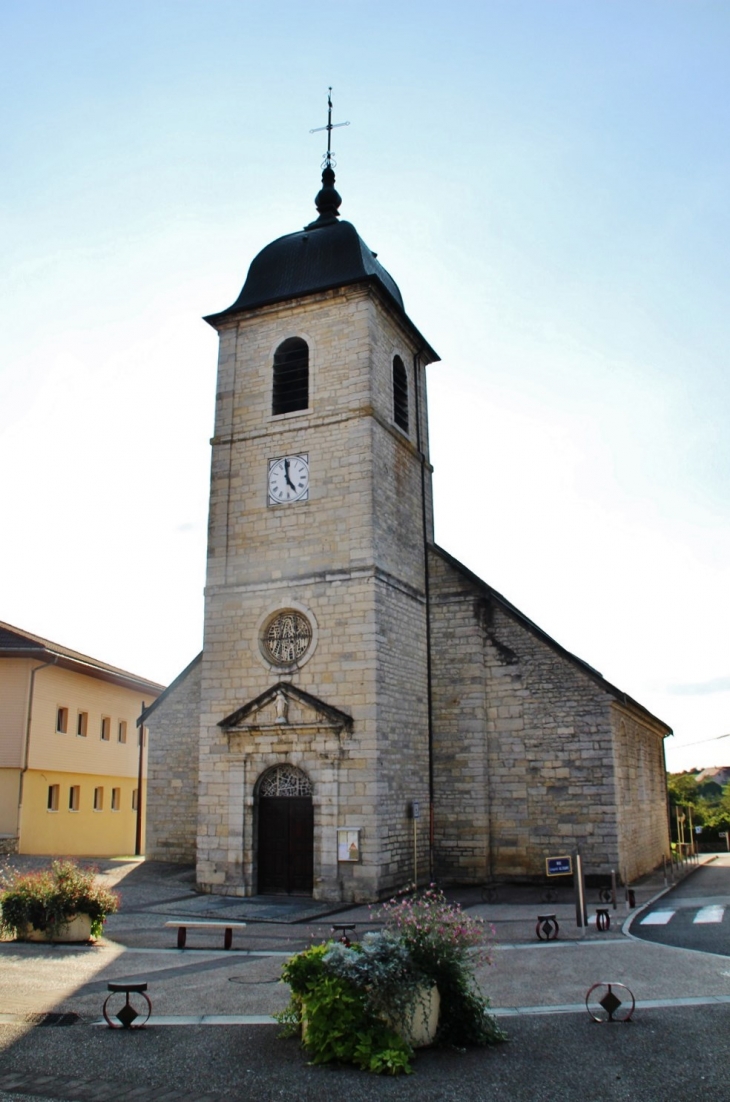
218 682 353 901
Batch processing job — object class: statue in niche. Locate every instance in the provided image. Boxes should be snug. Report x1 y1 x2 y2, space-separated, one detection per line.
275 690 289 724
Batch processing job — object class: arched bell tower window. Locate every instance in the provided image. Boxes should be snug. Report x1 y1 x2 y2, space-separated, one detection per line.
392 355 409 433
273 338 309 415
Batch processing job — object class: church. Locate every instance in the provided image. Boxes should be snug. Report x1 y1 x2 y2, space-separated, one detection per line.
143 140 671 902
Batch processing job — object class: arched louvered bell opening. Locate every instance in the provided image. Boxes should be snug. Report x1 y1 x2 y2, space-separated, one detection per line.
393 354 409 433
273 338 309 415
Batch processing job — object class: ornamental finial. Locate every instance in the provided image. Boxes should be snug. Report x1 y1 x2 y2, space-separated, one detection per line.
306 88 348 228
309 86 350 170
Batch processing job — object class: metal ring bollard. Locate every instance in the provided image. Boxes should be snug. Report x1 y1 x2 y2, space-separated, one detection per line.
331 923 356 947
536 913 559 940
103 982 151 1029
596 908 611 932
585 982 635 1022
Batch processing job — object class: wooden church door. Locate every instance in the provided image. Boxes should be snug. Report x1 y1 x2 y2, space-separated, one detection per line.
257 766 313 895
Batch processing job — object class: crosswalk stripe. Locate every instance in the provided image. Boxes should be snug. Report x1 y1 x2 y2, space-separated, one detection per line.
640 910 675 925
693 905 725 924
639 904 728 926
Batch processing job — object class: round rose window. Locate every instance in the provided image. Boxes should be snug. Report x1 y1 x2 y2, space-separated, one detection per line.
262 611 313 666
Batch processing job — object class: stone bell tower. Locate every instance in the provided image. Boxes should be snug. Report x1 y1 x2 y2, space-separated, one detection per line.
194 147 440 901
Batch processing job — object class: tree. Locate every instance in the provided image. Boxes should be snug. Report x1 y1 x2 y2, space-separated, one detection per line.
666 773 700 807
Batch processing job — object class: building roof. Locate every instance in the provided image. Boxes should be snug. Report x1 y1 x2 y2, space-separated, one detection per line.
138 651 202 725
210 218 404 316
0 621 165 697
430 544 673 737
204 166 439 362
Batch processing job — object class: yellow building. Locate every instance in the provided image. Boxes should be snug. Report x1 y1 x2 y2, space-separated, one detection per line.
0 622 164 856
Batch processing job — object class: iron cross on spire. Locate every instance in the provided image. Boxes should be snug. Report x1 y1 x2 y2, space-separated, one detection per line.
309 87 350 169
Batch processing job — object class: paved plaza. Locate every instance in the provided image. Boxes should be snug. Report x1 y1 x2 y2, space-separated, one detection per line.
1 856 729 1101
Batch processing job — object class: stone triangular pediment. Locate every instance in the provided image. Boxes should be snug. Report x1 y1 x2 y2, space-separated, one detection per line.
218 681 353 733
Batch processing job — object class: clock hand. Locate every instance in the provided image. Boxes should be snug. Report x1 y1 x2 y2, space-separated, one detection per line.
284 458 296 490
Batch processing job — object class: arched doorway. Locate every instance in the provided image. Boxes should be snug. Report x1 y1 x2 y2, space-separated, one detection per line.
257 765 313 895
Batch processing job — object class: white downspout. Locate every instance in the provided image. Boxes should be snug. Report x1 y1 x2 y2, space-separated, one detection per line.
17 659 57 849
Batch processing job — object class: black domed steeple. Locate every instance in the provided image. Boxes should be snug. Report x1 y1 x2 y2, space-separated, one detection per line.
205 162 405 324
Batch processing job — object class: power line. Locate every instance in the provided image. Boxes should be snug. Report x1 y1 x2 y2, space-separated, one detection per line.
670 732 730 749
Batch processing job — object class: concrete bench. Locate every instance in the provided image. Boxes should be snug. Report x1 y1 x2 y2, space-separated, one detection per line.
164 920 247 950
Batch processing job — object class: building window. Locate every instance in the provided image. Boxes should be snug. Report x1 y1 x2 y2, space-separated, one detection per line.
393 355 409 433
56 707 68 733
47 784 59 811
93 786 104 811
272 337 309 415
111 787 121 811
77 712 88 737
69 785 80 812
100 716 111 741
118 720 127 744
132 788 139 811
262 610 313 666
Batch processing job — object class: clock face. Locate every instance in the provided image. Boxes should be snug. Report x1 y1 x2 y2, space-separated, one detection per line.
268 454 309 504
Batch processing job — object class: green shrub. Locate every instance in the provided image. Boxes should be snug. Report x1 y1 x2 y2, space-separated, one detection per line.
278 941 413 1075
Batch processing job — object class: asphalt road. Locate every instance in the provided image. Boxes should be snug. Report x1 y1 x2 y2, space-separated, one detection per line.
630 854 730 956
3 856 730 1101
2 1006 730 1102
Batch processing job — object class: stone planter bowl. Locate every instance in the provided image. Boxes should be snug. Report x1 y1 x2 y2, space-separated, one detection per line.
386 984 440 1048
20 914 94 943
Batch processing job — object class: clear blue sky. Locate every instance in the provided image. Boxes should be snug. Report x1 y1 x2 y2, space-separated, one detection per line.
2 1 728 771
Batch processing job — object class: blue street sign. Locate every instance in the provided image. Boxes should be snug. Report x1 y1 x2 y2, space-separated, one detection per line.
546 856 573 877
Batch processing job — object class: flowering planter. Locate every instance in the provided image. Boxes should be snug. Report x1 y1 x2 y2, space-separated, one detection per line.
20 914 94 943
279 887 502 1074
0 861 118 945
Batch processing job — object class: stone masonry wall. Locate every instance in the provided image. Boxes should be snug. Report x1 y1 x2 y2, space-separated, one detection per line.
483 601 619 878
430 548 623 881
428 564 490 883
611 705 670 882
145 657 201 863
197 575 382 900
374 575 430 891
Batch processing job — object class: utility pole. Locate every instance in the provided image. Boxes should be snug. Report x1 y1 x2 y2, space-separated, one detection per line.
135 704 146 857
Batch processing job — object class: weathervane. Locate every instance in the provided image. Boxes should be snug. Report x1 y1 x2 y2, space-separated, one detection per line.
309 87 349 170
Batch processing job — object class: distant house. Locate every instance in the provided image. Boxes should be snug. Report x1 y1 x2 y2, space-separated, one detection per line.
694 766 730 796
0 622 164 856
694 766 730 786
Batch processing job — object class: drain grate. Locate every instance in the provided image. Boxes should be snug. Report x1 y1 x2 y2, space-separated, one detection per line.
25 1012 80 1026
228 975 278 985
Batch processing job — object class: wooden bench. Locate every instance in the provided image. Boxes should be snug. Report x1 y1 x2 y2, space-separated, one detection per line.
164 920 247 950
